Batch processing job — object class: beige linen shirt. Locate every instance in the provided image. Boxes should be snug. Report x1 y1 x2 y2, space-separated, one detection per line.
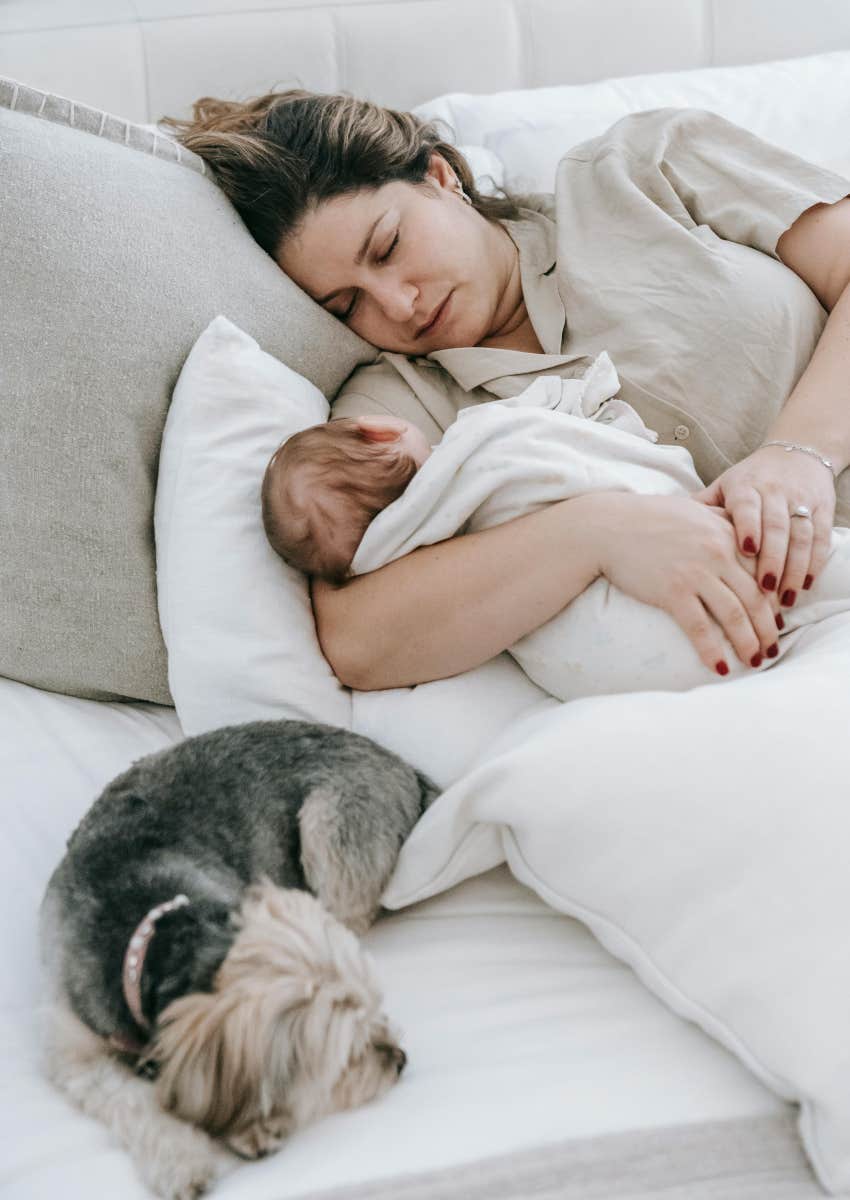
332 107 850 524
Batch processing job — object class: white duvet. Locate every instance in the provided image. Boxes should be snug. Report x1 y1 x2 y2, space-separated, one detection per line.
351 353 850 700
379 605 850 1195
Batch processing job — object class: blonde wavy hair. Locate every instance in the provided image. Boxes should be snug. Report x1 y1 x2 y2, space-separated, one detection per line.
160 88 527 257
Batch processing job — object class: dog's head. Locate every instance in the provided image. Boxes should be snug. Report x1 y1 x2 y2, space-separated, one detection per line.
140 880 404 1158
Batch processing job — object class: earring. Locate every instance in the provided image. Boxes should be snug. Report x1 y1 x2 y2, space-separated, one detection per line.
454 182 473 206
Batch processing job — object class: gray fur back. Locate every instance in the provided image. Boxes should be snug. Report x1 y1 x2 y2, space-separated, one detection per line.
41 719 438 1043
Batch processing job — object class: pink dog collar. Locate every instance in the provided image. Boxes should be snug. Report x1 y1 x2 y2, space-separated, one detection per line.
120 894 190 1036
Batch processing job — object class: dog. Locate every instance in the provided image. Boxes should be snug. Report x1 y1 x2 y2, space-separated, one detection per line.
38 718 438 1200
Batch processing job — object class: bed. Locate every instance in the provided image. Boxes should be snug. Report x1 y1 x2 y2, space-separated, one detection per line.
4 2 850 1197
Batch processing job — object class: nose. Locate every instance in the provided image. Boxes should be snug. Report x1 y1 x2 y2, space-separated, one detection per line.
372 278 417 324
379 1043 407 1074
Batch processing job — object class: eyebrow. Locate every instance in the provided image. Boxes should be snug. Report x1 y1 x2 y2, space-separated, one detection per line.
316 210 387 305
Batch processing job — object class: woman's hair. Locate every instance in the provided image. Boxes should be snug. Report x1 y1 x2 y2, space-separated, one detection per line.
261 418 418 583
160 88 528 258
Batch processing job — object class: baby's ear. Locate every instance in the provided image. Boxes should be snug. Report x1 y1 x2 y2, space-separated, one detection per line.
355 416 404 443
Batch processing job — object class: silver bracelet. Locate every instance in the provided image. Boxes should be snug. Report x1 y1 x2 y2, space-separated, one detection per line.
760 440 838 480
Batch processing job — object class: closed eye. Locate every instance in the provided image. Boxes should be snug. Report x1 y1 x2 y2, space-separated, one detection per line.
341 233 399 321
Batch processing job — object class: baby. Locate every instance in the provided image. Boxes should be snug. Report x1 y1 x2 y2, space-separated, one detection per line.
262 354 850 700
261 414 430 585
261 353 652 584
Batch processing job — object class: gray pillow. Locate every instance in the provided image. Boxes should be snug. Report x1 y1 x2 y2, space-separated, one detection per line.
0 78 375 705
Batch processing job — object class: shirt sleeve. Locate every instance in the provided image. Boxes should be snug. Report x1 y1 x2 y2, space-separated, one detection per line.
568 107 850 261
332 357 446 443
330 388 395 421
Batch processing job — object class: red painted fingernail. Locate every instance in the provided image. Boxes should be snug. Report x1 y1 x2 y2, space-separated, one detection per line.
750 653 763 668
762 573 777 591
781 589 796 607
715 660 729 676
743 537 757 554
803 574 813 590
766 643 779 658
775 613 784 630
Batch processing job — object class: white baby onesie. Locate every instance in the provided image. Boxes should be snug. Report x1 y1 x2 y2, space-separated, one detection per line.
351 353 850 700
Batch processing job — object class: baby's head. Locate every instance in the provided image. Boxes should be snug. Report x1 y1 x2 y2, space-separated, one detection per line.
261 415 431 583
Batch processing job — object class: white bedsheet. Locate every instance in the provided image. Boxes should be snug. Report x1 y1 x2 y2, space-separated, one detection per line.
1 675 787 1199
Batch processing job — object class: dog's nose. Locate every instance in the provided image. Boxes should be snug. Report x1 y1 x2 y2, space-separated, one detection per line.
378 1043 407 1073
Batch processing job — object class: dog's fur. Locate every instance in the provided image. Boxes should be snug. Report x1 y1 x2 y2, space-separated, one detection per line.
39 719 438 1199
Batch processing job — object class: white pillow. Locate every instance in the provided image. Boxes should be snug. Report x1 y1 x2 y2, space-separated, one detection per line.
414 49 850 192
351 653 551 790
455 143 505 195
154 315 352 735
154 314 549 781
384 610 850 1194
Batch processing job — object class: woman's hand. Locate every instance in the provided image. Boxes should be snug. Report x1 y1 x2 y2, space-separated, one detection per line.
690 445 836 608
592 492 782 675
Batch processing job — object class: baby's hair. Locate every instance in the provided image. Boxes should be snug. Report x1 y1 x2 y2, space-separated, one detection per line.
261 418 418 583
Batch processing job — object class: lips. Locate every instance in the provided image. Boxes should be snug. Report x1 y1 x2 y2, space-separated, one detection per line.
417 292 451 338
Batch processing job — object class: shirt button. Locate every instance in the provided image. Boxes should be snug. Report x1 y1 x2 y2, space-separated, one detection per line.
673 424 690 441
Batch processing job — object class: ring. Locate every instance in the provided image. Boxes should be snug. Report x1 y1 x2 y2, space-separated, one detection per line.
790 504 812 519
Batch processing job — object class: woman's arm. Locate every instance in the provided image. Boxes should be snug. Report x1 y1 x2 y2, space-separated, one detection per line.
312 494 601 690
312 491 782 691
693 201 850 607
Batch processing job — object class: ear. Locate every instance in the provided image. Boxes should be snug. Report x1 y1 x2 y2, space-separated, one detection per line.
149 989 266 1139
354 416 405 444
425 151 456 191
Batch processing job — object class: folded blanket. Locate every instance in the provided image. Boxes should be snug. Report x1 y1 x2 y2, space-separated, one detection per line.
351 354 850 699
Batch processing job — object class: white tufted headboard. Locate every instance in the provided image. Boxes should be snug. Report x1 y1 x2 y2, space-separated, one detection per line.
2 0 850 123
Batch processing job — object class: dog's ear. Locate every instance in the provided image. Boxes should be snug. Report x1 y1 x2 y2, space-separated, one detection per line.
146 987 261 1138
148 974 306 1154
147 894 315 1137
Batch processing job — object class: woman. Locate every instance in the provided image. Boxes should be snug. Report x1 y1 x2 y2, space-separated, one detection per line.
163 91 850 691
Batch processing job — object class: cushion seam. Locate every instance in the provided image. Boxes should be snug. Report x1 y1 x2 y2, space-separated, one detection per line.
0 75 206 177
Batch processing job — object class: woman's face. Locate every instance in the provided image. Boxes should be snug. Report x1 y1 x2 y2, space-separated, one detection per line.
275 154 522 354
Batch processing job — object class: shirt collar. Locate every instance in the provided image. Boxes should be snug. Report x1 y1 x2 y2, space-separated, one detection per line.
504 202 557 275
422 204 571 392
